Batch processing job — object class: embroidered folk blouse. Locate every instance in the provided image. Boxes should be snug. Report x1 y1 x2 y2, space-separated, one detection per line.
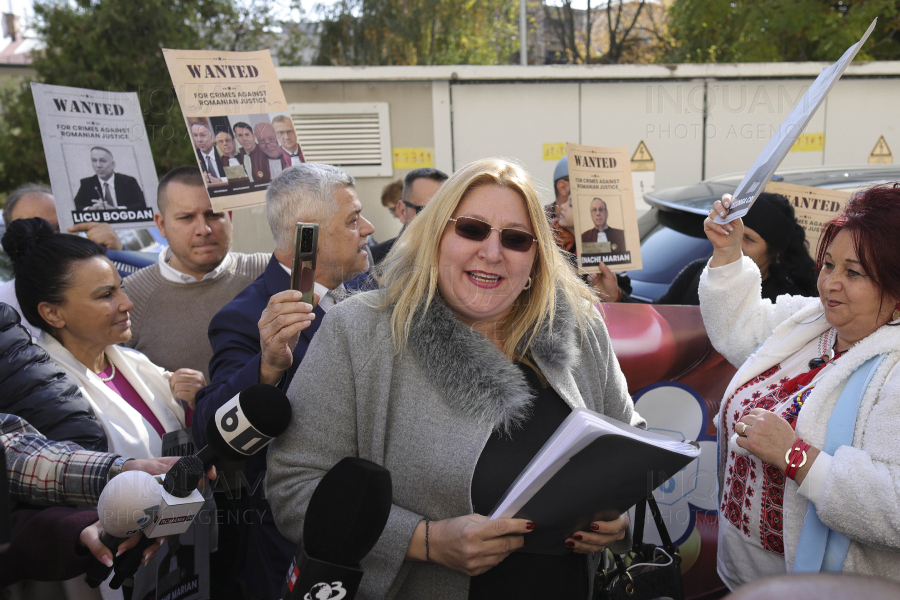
717 328 843 589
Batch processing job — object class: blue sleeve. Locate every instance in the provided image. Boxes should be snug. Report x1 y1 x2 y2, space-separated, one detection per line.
192 302 263 449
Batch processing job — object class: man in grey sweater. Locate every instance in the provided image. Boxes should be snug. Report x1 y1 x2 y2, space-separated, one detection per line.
122 166 267 600
123 167 268 380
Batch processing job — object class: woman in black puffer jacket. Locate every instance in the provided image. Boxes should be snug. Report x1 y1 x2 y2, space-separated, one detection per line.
0 302 107 451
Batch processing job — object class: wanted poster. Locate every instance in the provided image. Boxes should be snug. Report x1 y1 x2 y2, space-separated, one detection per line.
714 18 876 225
163 49 304 212
31 83 158 231
568 144 641 273
765 181 850 257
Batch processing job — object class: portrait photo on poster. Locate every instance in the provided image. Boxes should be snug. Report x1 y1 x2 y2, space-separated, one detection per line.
64 143 153 226
188 110 305 200
578 193 632 267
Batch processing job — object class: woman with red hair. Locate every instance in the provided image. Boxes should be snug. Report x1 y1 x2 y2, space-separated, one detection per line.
699 184 900 588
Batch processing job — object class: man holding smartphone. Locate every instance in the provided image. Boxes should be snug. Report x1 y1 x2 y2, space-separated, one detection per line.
191 163 374 600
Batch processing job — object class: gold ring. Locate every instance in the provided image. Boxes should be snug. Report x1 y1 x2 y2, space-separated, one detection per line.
739 422 748 436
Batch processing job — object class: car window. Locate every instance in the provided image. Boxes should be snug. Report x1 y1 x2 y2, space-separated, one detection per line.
627 226 713 284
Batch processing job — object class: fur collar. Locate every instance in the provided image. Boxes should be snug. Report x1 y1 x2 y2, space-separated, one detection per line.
408 293 579 432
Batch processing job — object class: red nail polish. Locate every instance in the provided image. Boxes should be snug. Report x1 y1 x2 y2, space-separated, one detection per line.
565 540 576 548
526 522 536 530
573 533 583 541
590 523 600 531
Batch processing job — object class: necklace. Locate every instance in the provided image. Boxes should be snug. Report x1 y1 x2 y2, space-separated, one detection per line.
785 329 845 422
97 352 116 382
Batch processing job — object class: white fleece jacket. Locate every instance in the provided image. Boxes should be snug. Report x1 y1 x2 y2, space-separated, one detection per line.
699 256 900 580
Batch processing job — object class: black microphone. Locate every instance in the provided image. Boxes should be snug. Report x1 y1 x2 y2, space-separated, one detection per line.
283 457 392 600
108 456 204 589
195 384 291 466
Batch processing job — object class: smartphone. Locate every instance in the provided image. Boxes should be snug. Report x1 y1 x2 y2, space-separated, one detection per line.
290 222 319 304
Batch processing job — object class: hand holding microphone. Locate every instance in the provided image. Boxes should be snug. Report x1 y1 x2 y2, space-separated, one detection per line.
105 456 204 589
85 470 162 587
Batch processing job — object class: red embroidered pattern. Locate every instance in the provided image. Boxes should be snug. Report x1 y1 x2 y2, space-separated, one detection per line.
720 363 806 555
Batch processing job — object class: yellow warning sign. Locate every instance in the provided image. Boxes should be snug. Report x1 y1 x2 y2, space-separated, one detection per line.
392 147 434 169
631 140 655 171
543 142 567 162
790 133 825 153
869 135 893 164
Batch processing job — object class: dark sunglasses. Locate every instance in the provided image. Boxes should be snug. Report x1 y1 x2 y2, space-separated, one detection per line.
448 216 537 252
401 199 426 214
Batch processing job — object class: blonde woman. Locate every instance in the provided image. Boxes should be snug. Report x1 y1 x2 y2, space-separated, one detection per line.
267 158 644 600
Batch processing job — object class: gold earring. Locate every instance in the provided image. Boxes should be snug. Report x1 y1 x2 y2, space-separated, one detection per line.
893 305 900 321
523 277 532 290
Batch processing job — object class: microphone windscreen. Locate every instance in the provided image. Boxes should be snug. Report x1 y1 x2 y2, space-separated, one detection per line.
303 457 392 566
97 471 162 537
204 417 247 462
237 384 291 437
163 456 203 497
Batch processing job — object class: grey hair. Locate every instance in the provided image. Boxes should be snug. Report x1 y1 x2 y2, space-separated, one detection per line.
266 163 356 251
3 183 53 226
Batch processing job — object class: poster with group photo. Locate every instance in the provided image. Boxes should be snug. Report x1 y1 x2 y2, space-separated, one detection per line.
31 83 158 231
764 181 851 258
163 48 304 212
567 144 641 272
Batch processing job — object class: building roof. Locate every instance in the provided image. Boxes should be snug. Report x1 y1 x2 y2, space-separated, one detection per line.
0 35 38 66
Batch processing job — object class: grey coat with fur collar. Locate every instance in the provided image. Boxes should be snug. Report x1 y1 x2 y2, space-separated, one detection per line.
266 291 644 600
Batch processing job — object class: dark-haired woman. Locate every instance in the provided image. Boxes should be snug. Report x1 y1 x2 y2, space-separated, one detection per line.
701 184 900 587
2 218 201 458
595 193 817 304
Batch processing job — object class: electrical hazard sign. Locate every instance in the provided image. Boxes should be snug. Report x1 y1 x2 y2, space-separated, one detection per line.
631 140 655 172
868 135 892 164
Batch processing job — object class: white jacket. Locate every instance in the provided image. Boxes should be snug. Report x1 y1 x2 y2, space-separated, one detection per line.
39 333 185 458
700 256 900 579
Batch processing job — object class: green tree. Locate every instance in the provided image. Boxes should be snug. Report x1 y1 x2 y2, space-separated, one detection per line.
315 0 521 66
666 0 900 63
0 0 306 193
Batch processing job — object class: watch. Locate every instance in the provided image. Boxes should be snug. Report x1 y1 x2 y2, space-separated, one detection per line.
107 456 134 483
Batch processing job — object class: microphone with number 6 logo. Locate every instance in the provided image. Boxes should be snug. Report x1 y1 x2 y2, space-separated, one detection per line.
195 384 291 467
283 457 392 600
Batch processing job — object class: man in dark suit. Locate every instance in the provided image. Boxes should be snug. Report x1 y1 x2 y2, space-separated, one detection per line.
191 121 227 183
581 197 627 252
72 147 147 212
370 167 448 264
192 163 374 600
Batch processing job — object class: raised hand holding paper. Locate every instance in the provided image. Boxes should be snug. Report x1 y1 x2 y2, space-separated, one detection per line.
714 18 877 225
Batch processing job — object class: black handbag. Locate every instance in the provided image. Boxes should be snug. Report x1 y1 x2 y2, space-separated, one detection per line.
593 496 684 600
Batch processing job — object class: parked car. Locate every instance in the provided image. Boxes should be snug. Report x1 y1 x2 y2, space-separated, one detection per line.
0 217 167 283
626 164 900 301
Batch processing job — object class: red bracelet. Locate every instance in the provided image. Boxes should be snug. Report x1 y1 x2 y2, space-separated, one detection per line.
784 438 810 480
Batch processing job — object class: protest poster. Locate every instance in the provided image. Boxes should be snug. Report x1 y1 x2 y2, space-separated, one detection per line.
714 18 876 225
567 143 641 273
764 181 850 257
31 83 158 231
163 49 304 212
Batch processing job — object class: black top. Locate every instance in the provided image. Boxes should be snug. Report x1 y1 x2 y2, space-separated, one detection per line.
468 361 587 600
624 256 808 306
0 303 107 451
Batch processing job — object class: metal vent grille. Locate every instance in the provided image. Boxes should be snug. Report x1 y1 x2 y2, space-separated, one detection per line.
290 102 393 177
